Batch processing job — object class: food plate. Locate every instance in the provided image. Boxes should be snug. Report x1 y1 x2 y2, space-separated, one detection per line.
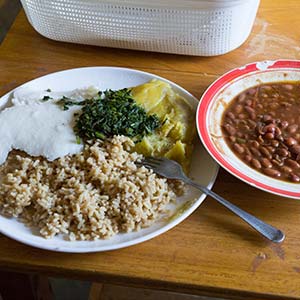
197 59 300 199
0 67 218 252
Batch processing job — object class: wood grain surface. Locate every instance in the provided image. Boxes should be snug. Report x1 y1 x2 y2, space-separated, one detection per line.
1 1 300 299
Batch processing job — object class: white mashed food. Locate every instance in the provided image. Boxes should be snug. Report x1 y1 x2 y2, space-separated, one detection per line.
0 87 98 164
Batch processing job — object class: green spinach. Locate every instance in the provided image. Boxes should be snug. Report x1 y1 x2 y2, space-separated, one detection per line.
73 88 160 141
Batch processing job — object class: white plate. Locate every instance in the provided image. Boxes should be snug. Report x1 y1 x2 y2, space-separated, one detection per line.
0 67 218 253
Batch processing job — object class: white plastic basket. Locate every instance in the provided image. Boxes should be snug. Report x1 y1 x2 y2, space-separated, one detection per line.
20 0 260 56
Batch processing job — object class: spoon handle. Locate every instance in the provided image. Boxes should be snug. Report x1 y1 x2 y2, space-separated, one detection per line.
184 178 285 243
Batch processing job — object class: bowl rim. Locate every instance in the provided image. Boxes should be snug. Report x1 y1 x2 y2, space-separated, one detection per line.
196 59 300 199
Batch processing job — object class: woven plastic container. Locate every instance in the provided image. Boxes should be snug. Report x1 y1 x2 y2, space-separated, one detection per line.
20 0 260 56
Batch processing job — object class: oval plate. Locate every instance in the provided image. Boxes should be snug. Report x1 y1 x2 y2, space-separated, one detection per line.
0 67 218 252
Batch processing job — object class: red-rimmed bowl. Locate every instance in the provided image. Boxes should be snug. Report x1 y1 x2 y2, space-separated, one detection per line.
197 59 300 199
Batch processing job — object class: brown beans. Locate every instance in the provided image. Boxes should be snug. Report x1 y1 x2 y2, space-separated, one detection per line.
271 159 284 167
274 127 282 136
269 103 279 110
261 85 272 91
243 147 250 155
244 155 252 163
281 102 292 108
245 106 255 119
247 88 257 95
290 145 300 155
238 113 247 120
263 124 276 133
287 124 298 134
261 158 272 168
234 104 243 114
250 147 261 157
283 84 294 90
263 168 281 178
285 137 297 147
229 136 236 143
262 114 272 122
266 146 275 154
290 174 300 182
280 120 289 129
276 135 284 142
241 125 250 132
238 93 246 102
264 132 274 140
223 124 236 136
259 146 271 158
233 143 245 154
247 119 257 129
245 99 253 106
251 159 261 169
257 135 264 144
251 140 260 148
286 159 300 169
271 140 279 147
221 82 300 183
276 148 289 157
281 166 292 174
226 111 235 120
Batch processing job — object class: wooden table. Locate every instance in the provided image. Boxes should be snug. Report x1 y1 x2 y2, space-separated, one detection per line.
1 1 300 299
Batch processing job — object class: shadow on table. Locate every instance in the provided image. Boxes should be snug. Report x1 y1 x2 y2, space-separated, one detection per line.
0 0 21 44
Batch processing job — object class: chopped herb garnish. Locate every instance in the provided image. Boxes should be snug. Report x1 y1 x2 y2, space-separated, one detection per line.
42 95 53 101
57 96 86 111
76 135 82 144
236 138 246 144
74 88 160 142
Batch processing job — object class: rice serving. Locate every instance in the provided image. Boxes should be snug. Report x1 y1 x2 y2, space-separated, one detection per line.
0 135 184 240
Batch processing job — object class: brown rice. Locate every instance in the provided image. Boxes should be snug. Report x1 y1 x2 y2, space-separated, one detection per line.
0 135 184 240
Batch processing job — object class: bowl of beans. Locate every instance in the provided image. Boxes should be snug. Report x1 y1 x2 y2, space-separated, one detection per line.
197 60 300 199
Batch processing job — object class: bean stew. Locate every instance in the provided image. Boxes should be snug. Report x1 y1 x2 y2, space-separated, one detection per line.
221 82 300 183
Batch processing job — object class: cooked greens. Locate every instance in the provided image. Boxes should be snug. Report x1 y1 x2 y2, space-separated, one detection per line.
41 95 53 101
73 88 160 141
57 96 86 111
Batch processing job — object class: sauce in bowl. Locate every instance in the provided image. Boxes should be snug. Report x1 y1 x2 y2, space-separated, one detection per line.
221 82 300 183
